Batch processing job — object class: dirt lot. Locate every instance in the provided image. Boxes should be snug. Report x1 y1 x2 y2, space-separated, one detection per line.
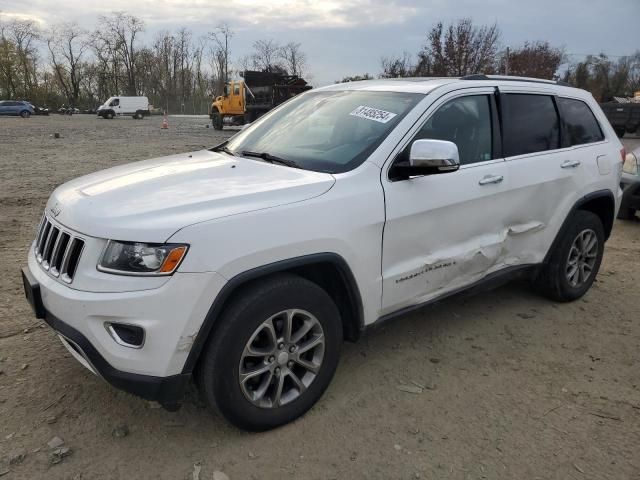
1 115 639 479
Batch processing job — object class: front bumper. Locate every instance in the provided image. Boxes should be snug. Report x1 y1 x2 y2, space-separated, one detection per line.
22 255 226 407
21 267 189 407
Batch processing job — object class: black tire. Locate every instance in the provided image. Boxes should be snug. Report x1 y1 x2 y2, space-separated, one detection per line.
617 207 636 220
196 273 342 431
614 127 625 138
212 112 223 130
534 210 605 302
20 110 31 118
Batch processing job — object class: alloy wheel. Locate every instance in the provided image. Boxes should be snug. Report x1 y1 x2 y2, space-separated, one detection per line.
238 309 325 408
565 228 598 287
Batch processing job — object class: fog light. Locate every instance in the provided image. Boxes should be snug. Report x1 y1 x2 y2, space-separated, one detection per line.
105 322 145 349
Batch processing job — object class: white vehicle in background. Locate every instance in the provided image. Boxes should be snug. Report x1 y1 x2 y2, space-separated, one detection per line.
97 96 150 119
23 75 623 431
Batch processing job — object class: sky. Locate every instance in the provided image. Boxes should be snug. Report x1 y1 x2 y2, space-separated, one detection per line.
1 0 638 86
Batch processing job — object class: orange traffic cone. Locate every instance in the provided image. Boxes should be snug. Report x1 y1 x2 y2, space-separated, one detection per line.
161 112 168 129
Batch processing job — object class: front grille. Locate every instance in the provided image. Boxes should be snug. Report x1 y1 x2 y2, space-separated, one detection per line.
34 215 85 283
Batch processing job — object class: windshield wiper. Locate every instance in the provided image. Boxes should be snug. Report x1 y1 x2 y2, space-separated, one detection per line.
241 150 301 169
210 142 237 157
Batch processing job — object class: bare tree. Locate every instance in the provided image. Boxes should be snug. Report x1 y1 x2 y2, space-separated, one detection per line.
414 18 500 76
46 22 89 104
7 19 40 97
0 18 19 98
251 39 283 72
97 12 144 95
337 73 374 83
209 23 232 83
279 42 306 76
500 41 564 79
380 52 414 78
564 52 640 101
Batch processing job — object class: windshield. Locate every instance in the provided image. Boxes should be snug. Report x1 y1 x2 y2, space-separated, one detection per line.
224 90 423 173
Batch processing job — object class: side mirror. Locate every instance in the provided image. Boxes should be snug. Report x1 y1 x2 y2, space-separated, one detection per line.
392 139 460 179
623 152 639 176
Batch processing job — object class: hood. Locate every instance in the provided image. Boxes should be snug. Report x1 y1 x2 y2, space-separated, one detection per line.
47 150 335 241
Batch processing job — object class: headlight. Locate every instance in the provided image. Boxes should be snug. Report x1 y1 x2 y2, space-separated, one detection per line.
98 241 188 275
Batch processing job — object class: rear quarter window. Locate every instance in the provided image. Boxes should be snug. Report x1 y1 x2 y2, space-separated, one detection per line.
502 94 560 157
558 97 604 146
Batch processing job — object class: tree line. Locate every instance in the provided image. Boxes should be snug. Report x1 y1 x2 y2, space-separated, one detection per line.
0 13 307 114
342 18 640 102
2 14 639 112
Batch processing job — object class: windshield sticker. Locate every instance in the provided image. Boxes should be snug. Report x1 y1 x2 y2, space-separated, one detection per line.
350 105 397 124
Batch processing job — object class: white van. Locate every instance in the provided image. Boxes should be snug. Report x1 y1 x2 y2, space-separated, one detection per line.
97 96 150 119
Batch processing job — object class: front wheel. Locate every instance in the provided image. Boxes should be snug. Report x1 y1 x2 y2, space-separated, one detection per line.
534 210 604 302
196 273 342 431
20 110 31 118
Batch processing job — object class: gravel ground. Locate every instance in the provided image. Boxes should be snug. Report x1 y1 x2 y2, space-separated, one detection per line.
0 115 639 479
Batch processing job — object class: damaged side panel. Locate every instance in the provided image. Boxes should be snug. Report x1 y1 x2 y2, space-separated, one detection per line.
383 223 544 315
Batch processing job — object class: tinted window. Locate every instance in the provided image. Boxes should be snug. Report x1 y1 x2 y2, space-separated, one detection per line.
558 98 604 145
109 99 119 107
410 95 493 165
503 94 560 157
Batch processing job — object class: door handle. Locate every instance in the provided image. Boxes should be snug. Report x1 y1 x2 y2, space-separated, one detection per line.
479 174 504 185
561 159 581 169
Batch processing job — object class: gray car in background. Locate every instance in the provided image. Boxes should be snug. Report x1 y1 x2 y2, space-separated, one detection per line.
619 147 640 219
0 100 35 118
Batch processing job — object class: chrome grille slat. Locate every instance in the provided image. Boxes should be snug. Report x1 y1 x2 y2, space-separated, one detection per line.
49 232 70 277
36 220 51 259
42 227 59 269
33 213 85 284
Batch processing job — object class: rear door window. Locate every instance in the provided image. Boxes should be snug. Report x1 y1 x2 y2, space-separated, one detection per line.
502 94 560 157
558 97 604 146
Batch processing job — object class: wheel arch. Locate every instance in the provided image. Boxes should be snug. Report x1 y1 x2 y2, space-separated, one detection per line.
182 253 364 374
544 189 615 264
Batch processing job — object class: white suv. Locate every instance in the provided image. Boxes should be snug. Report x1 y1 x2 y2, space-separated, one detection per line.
22 76 624 431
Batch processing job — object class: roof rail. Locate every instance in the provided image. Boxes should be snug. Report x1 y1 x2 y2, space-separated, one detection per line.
460 74 569 86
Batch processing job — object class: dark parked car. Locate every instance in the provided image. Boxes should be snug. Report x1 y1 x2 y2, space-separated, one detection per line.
29 103 50 115
0 100 34 118
619 147 640 220
600 102 640 138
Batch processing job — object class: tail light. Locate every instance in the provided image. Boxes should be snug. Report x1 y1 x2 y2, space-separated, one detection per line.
620 148 626 165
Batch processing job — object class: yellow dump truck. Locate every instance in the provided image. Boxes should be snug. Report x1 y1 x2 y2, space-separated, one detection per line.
209 70 311 130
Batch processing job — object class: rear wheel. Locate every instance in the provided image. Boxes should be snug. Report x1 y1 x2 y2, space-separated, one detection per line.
212 111 223 130
196 273 342 431
534 210 604 302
